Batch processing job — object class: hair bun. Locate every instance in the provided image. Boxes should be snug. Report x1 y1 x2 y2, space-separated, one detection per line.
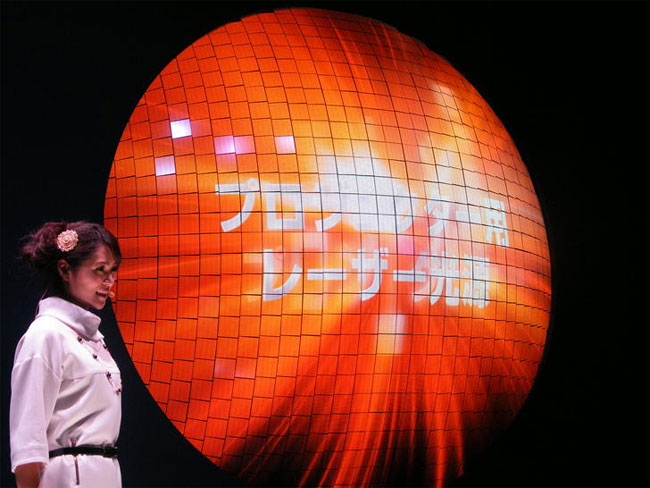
19 221 68 271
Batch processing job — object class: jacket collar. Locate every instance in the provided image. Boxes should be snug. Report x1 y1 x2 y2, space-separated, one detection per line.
36 296 103 341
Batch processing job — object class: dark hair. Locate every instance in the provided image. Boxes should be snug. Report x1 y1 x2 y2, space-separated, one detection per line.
19 221 122 297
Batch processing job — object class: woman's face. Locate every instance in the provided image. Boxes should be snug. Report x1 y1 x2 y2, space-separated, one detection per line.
58 245 119 310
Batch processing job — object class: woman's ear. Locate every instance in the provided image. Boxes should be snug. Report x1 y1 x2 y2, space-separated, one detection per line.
57 259 71 282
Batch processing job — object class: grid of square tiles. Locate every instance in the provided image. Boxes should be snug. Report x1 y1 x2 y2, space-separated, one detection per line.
104 8 551 487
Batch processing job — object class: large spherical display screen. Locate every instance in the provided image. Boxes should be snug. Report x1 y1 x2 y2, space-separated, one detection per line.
104 8 551 487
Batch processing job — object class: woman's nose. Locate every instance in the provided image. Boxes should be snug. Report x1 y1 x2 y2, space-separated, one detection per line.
104 272 115 285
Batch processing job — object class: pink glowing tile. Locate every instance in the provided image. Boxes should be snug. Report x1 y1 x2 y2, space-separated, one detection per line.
275 135 296 154
154 156 176 176
234 135 255 154
170 118 192 138
214 135 235 154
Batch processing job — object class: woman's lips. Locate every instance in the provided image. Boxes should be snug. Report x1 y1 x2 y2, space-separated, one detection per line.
97 290 115 299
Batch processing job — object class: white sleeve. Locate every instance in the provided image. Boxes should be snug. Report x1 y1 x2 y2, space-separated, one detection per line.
10 322 64 472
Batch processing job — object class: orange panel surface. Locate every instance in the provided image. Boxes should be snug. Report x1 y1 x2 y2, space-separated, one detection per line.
105 8 551 487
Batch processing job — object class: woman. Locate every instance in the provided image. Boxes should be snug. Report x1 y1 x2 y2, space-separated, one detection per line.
10 221 123 488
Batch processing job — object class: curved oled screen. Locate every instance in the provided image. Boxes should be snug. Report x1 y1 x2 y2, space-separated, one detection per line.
104 8 551 487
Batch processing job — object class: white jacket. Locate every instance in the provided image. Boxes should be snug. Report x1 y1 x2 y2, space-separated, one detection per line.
10 296 122 487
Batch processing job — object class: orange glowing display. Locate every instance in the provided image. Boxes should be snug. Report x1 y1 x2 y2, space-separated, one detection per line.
104 8 551 487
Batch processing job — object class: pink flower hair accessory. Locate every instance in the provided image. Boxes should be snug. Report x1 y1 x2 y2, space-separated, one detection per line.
56 229 79 252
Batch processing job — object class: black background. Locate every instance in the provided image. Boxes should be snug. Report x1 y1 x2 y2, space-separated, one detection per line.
1 2 648 487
